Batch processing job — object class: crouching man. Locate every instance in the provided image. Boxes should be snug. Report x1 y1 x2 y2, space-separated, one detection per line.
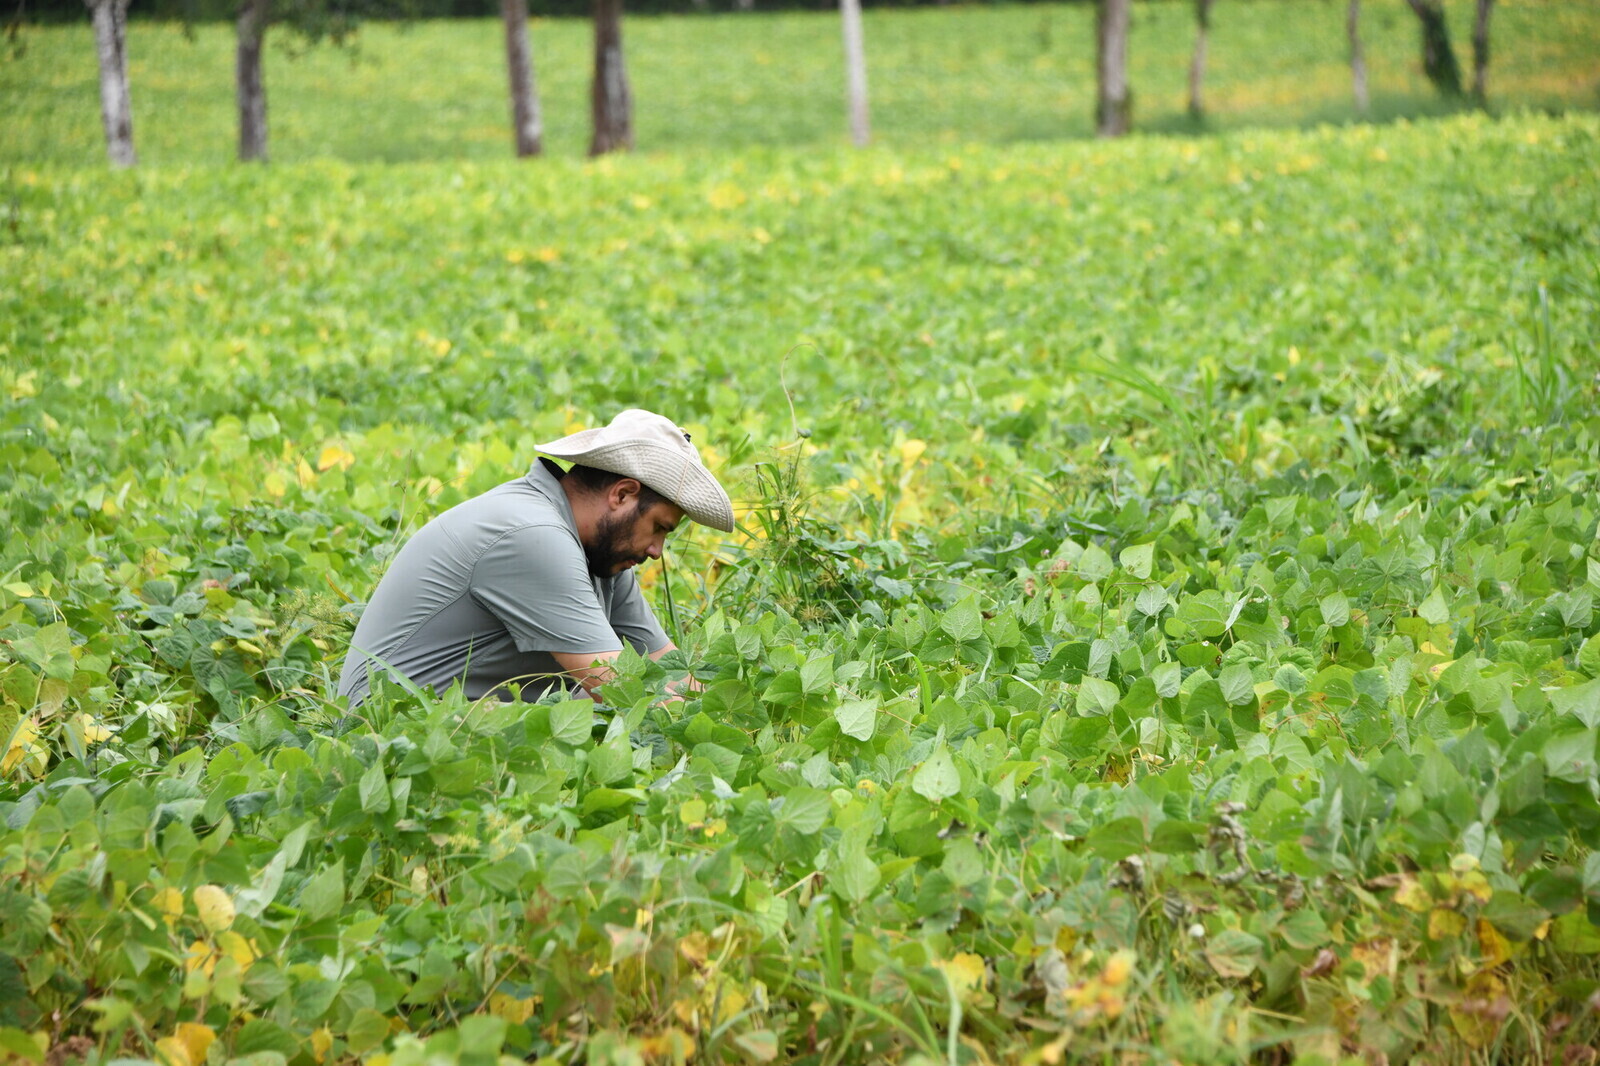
337 409 734 707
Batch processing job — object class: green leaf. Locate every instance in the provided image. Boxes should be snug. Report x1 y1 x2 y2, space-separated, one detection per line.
1320 591 1350 628
1418 586 1449 625
11 623 74 681
1218 664 1255 706
941 599 983 644
1086 816 1145 861
1120 543 1154 579
1552 679 1600 728
1204 929 1264 978
835 698 877 741
777 787 831 835
912 740 960 802
549 699 595 745
1580 635 1600 679
358 760 390 814
800 654 834 695
1077 545 1113 582
297 861 344 923
1077 676 1120 716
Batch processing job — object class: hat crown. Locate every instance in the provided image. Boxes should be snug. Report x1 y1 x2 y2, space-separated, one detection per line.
536 409 735 532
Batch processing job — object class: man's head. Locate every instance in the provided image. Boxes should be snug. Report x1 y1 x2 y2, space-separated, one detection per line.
536 409 736 535
564 464 686 577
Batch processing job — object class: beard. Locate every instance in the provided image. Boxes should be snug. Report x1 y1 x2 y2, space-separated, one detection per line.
584 504 647 577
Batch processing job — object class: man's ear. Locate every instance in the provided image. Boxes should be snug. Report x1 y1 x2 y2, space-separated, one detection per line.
608 478 643 512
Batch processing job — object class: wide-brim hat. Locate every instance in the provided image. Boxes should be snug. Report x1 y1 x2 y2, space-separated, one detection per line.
538 409 735 532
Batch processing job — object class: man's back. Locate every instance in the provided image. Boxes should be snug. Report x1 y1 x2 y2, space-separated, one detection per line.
337 461 667 706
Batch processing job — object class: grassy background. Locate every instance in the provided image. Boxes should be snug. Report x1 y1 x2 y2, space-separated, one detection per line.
2 0 1599 165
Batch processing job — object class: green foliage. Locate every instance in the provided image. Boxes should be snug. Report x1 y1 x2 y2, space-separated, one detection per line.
4 0 1600 164
3 110 1600 1062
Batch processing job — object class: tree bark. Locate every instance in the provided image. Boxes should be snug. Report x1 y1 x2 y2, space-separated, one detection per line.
1471 0 1493 104
85 0 135 167
502 0 542 157
236 0 270 162
589 0 632 156
840 0 869 147
1404 0 1463 97
1187 0 1212 120
1095 0 1131 137
1347 0 1368 113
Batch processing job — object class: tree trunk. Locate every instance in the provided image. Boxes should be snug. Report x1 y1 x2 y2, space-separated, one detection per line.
1347 0 1368 113
1095 0 1131 137
502 0 542 157
1471 0 1493 104
1404 0 1462 97
589 0 632 156
840 0 869 147
1187 0 1212 120
236 0 270 162
85 0 135 167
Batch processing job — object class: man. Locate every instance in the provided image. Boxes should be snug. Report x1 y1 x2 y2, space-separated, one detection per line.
337 409 734 707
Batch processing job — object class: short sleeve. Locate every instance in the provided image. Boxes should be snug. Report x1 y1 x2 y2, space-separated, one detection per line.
606 570 671 655
469 524 624 656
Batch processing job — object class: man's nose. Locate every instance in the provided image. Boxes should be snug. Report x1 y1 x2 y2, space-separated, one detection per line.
647 539 665 560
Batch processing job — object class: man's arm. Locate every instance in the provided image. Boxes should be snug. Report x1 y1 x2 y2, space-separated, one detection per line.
551 643 699 703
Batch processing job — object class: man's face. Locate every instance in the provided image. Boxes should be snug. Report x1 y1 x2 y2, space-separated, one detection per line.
584 497 685 577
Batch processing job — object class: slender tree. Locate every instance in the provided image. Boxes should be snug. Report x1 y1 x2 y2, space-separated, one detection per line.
237 0 270 162
840 0 869 147
589 0 632 155
1095 0 1130 137
1186 0 1213 120
85 0 135 167
1348 0 1368 113
1470 0 1494 103
502 0 542 157
1404 0 1462 97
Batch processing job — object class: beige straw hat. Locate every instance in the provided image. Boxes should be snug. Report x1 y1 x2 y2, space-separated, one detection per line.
538 409 735 532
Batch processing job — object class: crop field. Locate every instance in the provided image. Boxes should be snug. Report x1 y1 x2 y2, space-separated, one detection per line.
3 0 1600 164
4 68 1600 1066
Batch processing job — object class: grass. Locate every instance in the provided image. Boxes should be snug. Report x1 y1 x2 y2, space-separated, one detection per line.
1 0 1598 165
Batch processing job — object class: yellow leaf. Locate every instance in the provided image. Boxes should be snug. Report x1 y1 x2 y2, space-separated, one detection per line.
176 1022 216 1066
216 930 257 969
536 246 560 263
1393 875 1431 913
264 471 288 498
183 940 214 976
3 718 46 777
678 799 707 826
155 1036 191 1066
1428 908 1467 940
193 885 235 932
898 438 927 466
297 458 317 488
488 993 536 1024
75 714 113 744
937 953 987 999
317 444 355 472
154 885 184 925
1477 919 1512 968
1101 949 1136 987
310 1027 333 1063
638 1027 694 1061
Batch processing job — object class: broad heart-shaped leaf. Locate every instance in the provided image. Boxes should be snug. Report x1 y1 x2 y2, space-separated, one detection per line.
1218 664 1255 706
831 825 881 904
1320 590 1351 628
1077 676 1120 717
1174 589 1232 639
1204 929 1264 978
1418 586 1449 625
776 787 831 834
358 760 390 814
1135 583 1168 616
941 598 983 644
800 653 834 695
11 623 74 681
912 739 961 802
1580 635 1600 679
1077 544 1114 582
1551 678 1600 727
835 699 877 741
549 699 594 745
1120 542 1154 580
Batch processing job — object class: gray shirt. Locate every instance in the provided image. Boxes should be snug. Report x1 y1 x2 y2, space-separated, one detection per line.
337 459 669 706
